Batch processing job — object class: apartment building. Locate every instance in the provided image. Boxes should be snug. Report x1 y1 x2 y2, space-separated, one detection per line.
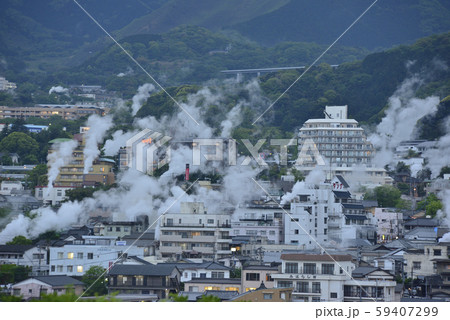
285 175 376 248
159 202 232 261
375 208 404 242
0 104 104 120
231 200 286 244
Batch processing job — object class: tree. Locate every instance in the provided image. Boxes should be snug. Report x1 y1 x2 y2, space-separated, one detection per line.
439 166 450 178
26 164 48 189
417 194 443 217
365 185 402 208
0 265 31 284
168 293 188 302
6 235 32 245
81 266 108 296
230 268 241 279
0 132 39 160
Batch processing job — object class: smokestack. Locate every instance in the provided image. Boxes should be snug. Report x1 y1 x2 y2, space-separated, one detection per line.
185 164 190 181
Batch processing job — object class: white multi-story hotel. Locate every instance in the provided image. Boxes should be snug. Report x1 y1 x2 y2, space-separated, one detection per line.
298 105 373 166
159 202 232 261
296 105 392 187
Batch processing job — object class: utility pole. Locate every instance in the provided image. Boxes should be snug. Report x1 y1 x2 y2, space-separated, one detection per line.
38 245 41 276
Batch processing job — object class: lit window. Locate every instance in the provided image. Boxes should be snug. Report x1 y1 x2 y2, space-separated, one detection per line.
77 266 83 273
225 287 239 291
67 252 74 259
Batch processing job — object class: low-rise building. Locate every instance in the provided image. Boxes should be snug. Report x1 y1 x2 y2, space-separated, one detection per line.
0 104 105 120
404 243 450 278
242 264 279 292
49 236 149 276
272 253 355 302
11 276 84 300
0 245 48 275
0 180 23 195
184 278 241 293
231 283 293 302
107 264 180 300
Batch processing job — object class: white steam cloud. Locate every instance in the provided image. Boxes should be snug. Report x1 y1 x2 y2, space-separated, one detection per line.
46 139 78 196
423 116 450 177
49 86 69 95
369 75 440 167
131 83 155 116
83 114 114 174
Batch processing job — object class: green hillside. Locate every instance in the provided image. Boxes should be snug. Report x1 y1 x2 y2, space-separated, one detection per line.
134 32 450 136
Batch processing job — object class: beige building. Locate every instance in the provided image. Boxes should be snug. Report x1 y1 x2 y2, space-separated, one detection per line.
11 276 84 300
404 243 450 278
0 104 105 120
49 134 115 188
242 265 280 292
231 285 293 302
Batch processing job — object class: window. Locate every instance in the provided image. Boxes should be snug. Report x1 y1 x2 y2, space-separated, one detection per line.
296 282 308 293
246 273 260 281
303 263 316 274
57 252 63 259
312 282 321 293
32 253 45 260
321 264 334 275
266 274 273 282
204 286 220 291
212 272 225 279
269 231 275 235
285 263 298 273
77 253 83 259
77 266 83 273
413 261 421 270
67 265 73 272
434 249 442 256
225 287 239 292
312 297 321 302
189 286 199 292
87 253 93 260
330 292 338 299
116 227 121 232
57 265 63 272
199 273 207 279
294 229 299 234
67 252 74 259
263 293 273 300
277 281 293 288
51 265 55 272
207 219 214 224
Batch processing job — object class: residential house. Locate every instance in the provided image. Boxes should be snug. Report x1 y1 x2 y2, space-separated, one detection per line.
0 245 48 275
404 243 450 278
0 181 23 195
159 261 231 282
375 208 403 242
343 267 397 302
231 282 293 302
11 275 84 300
107 264 180 299
242 264 279 292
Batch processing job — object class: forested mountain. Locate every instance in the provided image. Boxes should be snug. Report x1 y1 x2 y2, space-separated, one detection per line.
233 0 450 49
135 32 450 135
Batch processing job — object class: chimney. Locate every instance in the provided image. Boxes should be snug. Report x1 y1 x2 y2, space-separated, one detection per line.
185 164 189 181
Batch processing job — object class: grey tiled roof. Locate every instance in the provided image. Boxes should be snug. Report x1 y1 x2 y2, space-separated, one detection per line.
33 276 84 287
108 264 177 276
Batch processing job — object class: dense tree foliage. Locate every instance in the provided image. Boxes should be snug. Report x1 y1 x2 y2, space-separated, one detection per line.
6 235 32 245
364 185 402 208
81 266 108 297
0 264 31 285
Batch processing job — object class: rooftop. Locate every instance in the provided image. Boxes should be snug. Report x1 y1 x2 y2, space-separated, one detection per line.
281 253 353 262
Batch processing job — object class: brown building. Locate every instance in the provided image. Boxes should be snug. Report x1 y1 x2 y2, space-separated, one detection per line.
242 264 280 292
231 283 293 302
